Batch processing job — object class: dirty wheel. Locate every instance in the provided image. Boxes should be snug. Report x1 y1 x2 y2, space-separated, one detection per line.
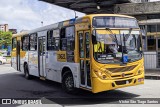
24 64 31 79
62 71 77 94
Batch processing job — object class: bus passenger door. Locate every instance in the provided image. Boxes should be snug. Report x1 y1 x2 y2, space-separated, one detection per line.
38 37 46 78
78 30 91 88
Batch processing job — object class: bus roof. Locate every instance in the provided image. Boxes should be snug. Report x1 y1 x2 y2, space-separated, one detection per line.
13 14 136 37
12 32 28 38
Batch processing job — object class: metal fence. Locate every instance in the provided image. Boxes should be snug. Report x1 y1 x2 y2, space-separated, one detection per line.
144 52 157 69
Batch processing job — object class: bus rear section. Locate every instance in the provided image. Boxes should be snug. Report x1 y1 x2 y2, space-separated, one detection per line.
11 34 25 71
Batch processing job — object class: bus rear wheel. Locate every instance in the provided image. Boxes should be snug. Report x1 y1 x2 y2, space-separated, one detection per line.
62 72 77 94
24 64 31 79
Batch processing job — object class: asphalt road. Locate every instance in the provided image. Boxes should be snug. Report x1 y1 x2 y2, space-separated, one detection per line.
0 64 160 107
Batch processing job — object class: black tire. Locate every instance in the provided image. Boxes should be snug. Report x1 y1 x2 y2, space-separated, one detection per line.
24 64 31 79
62 71 78 94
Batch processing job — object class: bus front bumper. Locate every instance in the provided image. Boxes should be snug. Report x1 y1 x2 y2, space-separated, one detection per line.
92 74 144 93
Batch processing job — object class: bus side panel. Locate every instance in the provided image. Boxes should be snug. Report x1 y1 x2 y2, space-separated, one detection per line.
45 51 80 88
28 51 39 77
58 62 80 88
45 51 59 82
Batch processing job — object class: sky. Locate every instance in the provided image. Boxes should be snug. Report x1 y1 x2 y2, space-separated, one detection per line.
0 0 85 32
0 0 160 32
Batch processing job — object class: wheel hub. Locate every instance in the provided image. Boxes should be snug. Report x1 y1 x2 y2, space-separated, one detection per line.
65 77 73 89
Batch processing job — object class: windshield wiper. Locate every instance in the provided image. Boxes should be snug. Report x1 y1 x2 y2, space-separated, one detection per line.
122 33 127 54
123 28 132 53
124 28 132 41
121 28 133 64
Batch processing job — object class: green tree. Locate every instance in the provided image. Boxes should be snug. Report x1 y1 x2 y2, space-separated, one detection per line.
0 31 12 48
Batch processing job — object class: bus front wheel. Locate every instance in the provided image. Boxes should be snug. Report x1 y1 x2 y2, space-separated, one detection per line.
24 64 31 79
62 72 77 94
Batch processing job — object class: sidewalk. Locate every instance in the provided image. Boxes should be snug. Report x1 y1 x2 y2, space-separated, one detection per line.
145 69 160 80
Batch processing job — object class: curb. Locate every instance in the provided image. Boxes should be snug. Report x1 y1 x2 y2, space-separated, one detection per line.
145 75 160 80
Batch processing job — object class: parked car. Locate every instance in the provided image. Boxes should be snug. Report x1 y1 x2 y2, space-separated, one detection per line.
0 56 7 65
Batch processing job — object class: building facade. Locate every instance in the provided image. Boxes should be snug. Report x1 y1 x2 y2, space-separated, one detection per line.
113 1 160 69
139 19 160 69
0 24 9 32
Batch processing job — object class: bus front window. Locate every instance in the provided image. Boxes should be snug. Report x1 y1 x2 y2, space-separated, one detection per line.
93 30 142 64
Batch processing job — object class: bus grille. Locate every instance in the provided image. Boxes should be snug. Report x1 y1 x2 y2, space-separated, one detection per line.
111 73 133 79
106 65 137 73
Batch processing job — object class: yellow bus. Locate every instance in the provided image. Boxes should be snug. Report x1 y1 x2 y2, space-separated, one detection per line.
11 14 144 93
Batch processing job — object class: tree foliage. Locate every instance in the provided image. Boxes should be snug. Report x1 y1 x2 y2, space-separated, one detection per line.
0 31 12 47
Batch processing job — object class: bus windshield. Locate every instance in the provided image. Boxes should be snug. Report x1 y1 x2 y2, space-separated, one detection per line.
93 16 139 28
93 30 142 64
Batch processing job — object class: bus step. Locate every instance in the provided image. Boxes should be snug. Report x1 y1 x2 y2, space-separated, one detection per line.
40 77 46 80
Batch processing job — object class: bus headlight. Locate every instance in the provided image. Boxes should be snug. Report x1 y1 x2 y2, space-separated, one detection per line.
94 70 108 80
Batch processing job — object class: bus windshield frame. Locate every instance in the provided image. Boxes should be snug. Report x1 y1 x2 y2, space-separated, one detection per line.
92 29 143 64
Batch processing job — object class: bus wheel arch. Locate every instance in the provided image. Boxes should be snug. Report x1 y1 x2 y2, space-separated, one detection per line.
62 67 72 78
61 67 77 94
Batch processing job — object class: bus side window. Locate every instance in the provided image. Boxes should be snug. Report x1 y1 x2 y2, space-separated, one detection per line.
30 33 37 51
66 26 75 51
47 29 60 51
12 38 17 51
60 26 75 62
66 26 75 62
22 35 29 51
47 30 54 50
53 29 60 50
60 28 67 51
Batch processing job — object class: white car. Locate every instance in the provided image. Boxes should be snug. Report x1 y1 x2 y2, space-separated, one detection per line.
0 56 7 65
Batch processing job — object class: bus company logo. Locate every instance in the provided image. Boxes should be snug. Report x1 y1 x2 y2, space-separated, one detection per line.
58 54 66 59
122 73 125 77
2 99 11 104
